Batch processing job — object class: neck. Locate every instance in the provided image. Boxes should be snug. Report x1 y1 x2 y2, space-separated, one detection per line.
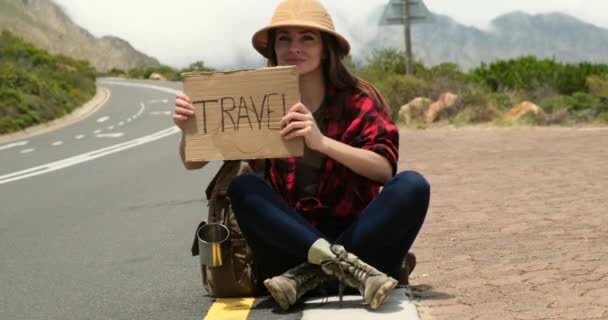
299 68 326 113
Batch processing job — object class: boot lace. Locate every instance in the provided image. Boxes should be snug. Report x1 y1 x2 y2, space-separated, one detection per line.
320 245 378 305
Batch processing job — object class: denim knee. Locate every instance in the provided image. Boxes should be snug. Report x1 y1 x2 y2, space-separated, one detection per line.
389 170 431 200
226 173 265 200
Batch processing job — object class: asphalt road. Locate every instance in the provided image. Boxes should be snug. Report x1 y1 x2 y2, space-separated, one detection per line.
0 79 222 320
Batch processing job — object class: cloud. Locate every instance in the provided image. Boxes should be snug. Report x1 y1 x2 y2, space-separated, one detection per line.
53 0 608 69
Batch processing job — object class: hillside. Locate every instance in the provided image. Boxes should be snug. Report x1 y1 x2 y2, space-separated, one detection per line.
0 0 160 71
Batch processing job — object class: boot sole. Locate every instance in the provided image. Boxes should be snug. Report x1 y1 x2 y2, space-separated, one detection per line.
263 279 293 311
369 278 398 310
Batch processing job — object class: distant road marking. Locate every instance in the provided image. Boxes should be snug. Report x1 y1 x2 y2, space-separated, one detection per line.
99 80 178 95
20 148 35 154
148 99 168 104
118 121 125 126
96 133 125 138
203 298 255 320
0 141 28 151
94 129 102 134
75 134 86 140
107 125 115 130
0 127 179 184
51 141 64 146
134 102 146 119
150 111 172 116
97 116 110 123
0 80 180 184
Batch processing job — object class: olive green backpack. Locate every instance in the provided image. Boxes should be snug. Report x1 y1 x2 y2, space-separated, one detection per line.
191 160 260 297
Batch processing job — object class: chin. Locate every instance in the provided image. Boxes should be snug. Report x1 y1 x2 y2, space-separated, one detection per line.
295 64 319 76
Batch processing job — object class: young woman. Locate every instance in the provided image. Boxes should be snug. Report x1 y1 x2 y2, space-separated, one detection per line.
174 0 430 311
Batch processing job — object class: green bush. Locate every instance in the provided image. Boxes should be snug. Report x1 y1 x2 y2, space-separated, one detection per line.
587 75 608 98
0 31 96 134
471 56 608 95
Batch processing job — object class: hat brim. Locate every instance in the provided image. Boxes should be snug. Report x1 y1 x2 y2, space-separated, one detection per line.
252 21 351 59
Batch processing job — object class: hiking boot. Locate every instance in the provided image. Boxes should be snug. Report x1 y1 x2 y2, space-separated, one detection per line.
320 245 398 310
263 263 332 310
399 252 417 285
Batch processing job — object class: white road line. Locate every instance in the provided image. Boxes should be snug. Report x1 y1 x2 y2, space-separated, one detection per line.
127 118 132 122
51 141 64 146
96 116 110 123
118 121 125 126
302 288 419 320
0 80 181 185
107 125 115 130
96 133 125 138
75 134 86 140
0 127 179 184
147 99 169 104
134 102 146 119
94 129 102 134
0 141 28 151
99 80 178 95
20 148 35 154
151 111 172 116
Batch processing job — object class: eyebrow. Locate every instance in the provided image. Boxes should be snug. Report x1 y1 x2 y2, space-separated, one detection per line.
276 30 316 35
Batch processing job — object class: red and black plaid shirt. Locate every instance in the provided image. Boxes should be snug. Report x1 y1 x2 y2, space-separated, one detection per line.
264 85 399 226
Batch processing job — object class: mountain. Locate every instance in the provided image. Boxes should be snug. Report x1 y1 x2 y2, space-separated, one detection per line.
0 0 160 72
355 9 608 70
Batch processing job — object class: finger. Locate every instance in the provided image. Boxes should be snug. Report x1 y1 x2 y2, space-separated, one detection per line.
283 127 311 140
175 106 195 116
288 102 310 114
280 120 308 136
176 99 194 109
176 91 191 103
173 113 188 122
280 112 311 128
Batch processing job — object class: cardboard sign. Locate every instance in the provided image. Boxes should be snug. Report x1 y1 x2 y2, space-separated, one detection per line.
183 66 303 161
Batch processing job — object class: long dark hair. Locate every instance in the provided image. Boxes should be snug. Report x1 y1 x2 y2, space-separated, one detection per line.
264 29 391 116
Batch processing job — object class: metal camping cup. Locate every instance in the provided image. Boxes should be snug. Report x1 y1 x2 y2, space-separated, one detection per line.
197 223 230 267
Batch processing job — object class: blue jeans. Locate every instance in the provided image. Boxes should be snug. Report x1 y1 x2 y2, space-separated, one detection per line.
227 171 430 280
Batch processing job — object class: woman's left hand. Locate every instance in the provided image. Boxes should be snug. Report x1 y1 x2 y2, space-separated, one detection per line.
280 102 326 151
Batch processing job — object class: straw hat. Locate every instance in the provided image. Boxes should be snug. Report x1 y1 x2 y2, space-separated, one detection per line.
252 0 351 58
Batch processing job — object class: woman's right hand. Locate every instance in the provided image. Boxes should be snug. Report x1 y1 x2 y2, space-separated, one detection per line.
173 91 194 131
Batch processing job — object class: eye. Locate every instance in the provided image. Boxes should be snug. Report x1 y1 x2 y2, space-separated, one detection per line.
302 35 315 41
278 35 290 41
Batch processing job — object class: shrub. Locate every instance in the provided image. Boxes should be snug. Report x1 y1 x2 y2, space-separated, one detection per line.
0 31 96 134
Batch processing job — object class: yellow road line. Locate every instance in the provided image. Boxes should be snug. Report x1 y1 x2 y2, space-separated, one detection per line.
203 298 255 320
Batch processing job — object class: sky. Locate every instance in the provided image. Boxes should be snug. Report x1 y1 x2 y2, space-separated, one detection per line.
53 0 608 69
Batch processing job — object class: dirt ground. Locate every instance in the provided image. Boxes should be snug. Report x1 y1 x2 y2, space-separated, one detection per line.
397 126 608 320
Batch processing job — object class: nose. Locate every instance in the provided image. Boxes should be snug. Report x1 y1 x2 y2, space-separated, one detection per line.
288 41 301 54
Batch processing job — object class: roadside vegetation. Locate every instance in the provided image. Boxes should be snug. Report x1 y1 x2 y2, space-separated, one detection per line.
354 48 608 126
2 31 606 135
0 31 96 134
99 61 216 82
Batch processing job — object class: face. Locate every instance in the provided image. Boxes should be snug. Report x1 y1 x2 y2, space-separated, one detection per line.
274 27 324 76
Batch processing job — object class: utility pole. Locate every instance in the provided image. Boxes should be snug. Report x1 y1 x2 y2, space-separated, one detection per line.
402 0 413 75
380 0 430 75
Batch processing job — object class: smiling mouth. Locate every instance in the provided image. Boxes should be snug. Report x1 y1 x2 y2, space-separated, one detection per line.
286 59 305 64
